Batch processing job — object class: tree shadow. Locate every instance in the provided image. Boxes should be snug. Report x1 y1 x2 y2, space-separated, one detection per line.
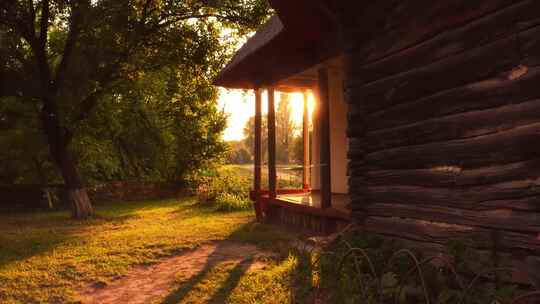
159 221 311 304
206 261 253 303
0 232 71 270
160 242 255 304
0 197 189 269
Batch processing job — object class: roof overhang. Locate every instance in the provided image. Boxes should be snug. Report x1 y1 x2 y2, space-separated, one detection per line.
213 0 341 90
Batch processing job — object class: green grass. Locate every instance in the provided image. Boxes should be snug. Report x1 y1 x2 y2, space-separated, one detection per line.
0 197 306 304
162 253 313 304
221 164 253 177
223 164 304 189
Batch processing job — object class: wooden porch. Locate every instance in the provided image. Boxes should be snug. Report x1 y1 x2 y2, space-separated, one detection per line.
251 190 351 219
251 189 351 233
249 63 351 233
275 191 350 219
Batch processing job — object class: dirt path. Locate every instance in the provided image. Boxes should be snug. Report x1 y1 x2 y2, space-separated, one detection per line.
78 241 270 304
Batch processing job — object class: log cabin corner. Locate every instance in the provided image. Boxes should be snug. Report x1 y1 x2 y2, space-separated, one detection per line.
214 0 540 282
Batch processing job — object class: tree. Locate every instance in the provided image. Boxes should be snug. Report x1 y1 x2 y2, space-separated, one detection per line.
0 97 55 184
291 135 304 164
74 63 229 183
243 115 267 163
276 93 298 164
0 0 270 218
243 93 300 165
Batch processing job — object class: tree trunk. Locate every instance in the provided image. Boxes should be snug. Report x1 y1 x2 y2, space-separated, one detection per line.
56 144 94 219
40 99 94 219
57 149 94 219
67 187 94 219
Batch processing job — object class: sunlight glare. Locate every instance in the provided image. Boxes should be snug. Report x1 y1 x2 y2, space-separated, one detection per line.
218 88 315 142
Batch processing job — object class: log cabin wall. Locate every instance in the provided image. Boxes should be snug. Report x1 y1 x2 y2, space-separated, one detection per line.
338 0 540 269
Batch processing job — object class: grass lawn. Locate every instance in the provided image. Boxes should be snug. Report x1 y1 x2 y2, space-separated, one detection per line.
0 197 310 304
222 164 303 189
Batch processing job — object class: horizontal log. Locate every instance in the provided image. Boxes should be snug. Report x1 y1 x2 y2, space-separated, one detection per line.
478 196 540 212
351 0 535 84
521 25 540 63
368 234 534 284
347 0 513 65
351 122 540 170
347 25 540 116
355 65 540 132
361 99 540 152
347 35 518 113
365 203 540 233
364 216 540 252
350 197 540 217
351 192 538 212
361 180 540 210
362 159 540 188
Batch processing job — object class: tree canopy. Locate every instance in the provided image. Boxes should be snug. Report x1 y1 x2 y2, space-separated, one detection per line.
0 0 270 218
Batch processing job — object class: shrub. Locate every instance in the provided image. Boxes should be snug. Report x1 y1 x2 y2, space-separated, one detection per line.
188 166 252 211
214 192 251 212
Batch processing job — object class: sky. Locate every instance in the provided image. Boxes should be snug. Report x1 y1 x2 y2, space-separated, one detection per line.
217 89 314 141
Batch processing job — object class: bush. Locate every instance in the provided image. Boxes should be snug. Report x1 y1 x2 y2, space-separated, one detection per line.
188 166 252 211
214 192 251 211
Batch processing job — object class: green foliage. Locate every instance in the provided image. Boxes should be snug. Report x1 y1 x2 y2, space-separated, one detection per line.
243 115 268 162
275 93 299 164
242 92 303 166
304 232 527 304
73 62 229 183
225 140 252 164
0 97 58 184
214 192 251 212
0 0 271 186
189 166 252 211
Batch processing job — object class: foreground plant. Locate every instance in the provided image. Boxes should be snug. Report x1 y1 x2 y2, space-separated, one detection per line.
296 229 540 304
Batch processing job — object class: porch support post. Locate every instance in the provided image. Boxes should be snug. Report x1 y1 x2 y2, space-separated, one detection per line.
267 87 277 198
302 90 310 190
318 68 332 209
254 87 262 194
253 87 263 221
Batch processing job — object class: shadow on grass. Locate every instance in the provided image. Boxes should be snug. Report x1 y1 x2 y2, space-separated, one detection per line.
0 197 193 269
159 221 283 304
161 253 254 304
0 232 70 270
206 261 252 303
160 221 313 304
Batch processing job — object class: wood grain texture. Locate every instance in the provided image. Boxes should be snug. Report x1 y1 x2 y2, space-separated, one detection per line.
352 1 540 84
365 203 540 233
352 122 540 170
364 217 540 252
350 36 519 114
360 179 540 210
363 158 540 188
363 99 540 152
359 65 540 132
338 0 540 258
347 0 514 64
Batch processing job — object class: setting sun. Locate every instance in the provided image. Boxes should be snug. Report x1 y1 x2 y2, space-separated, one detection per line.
218 88 315 141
